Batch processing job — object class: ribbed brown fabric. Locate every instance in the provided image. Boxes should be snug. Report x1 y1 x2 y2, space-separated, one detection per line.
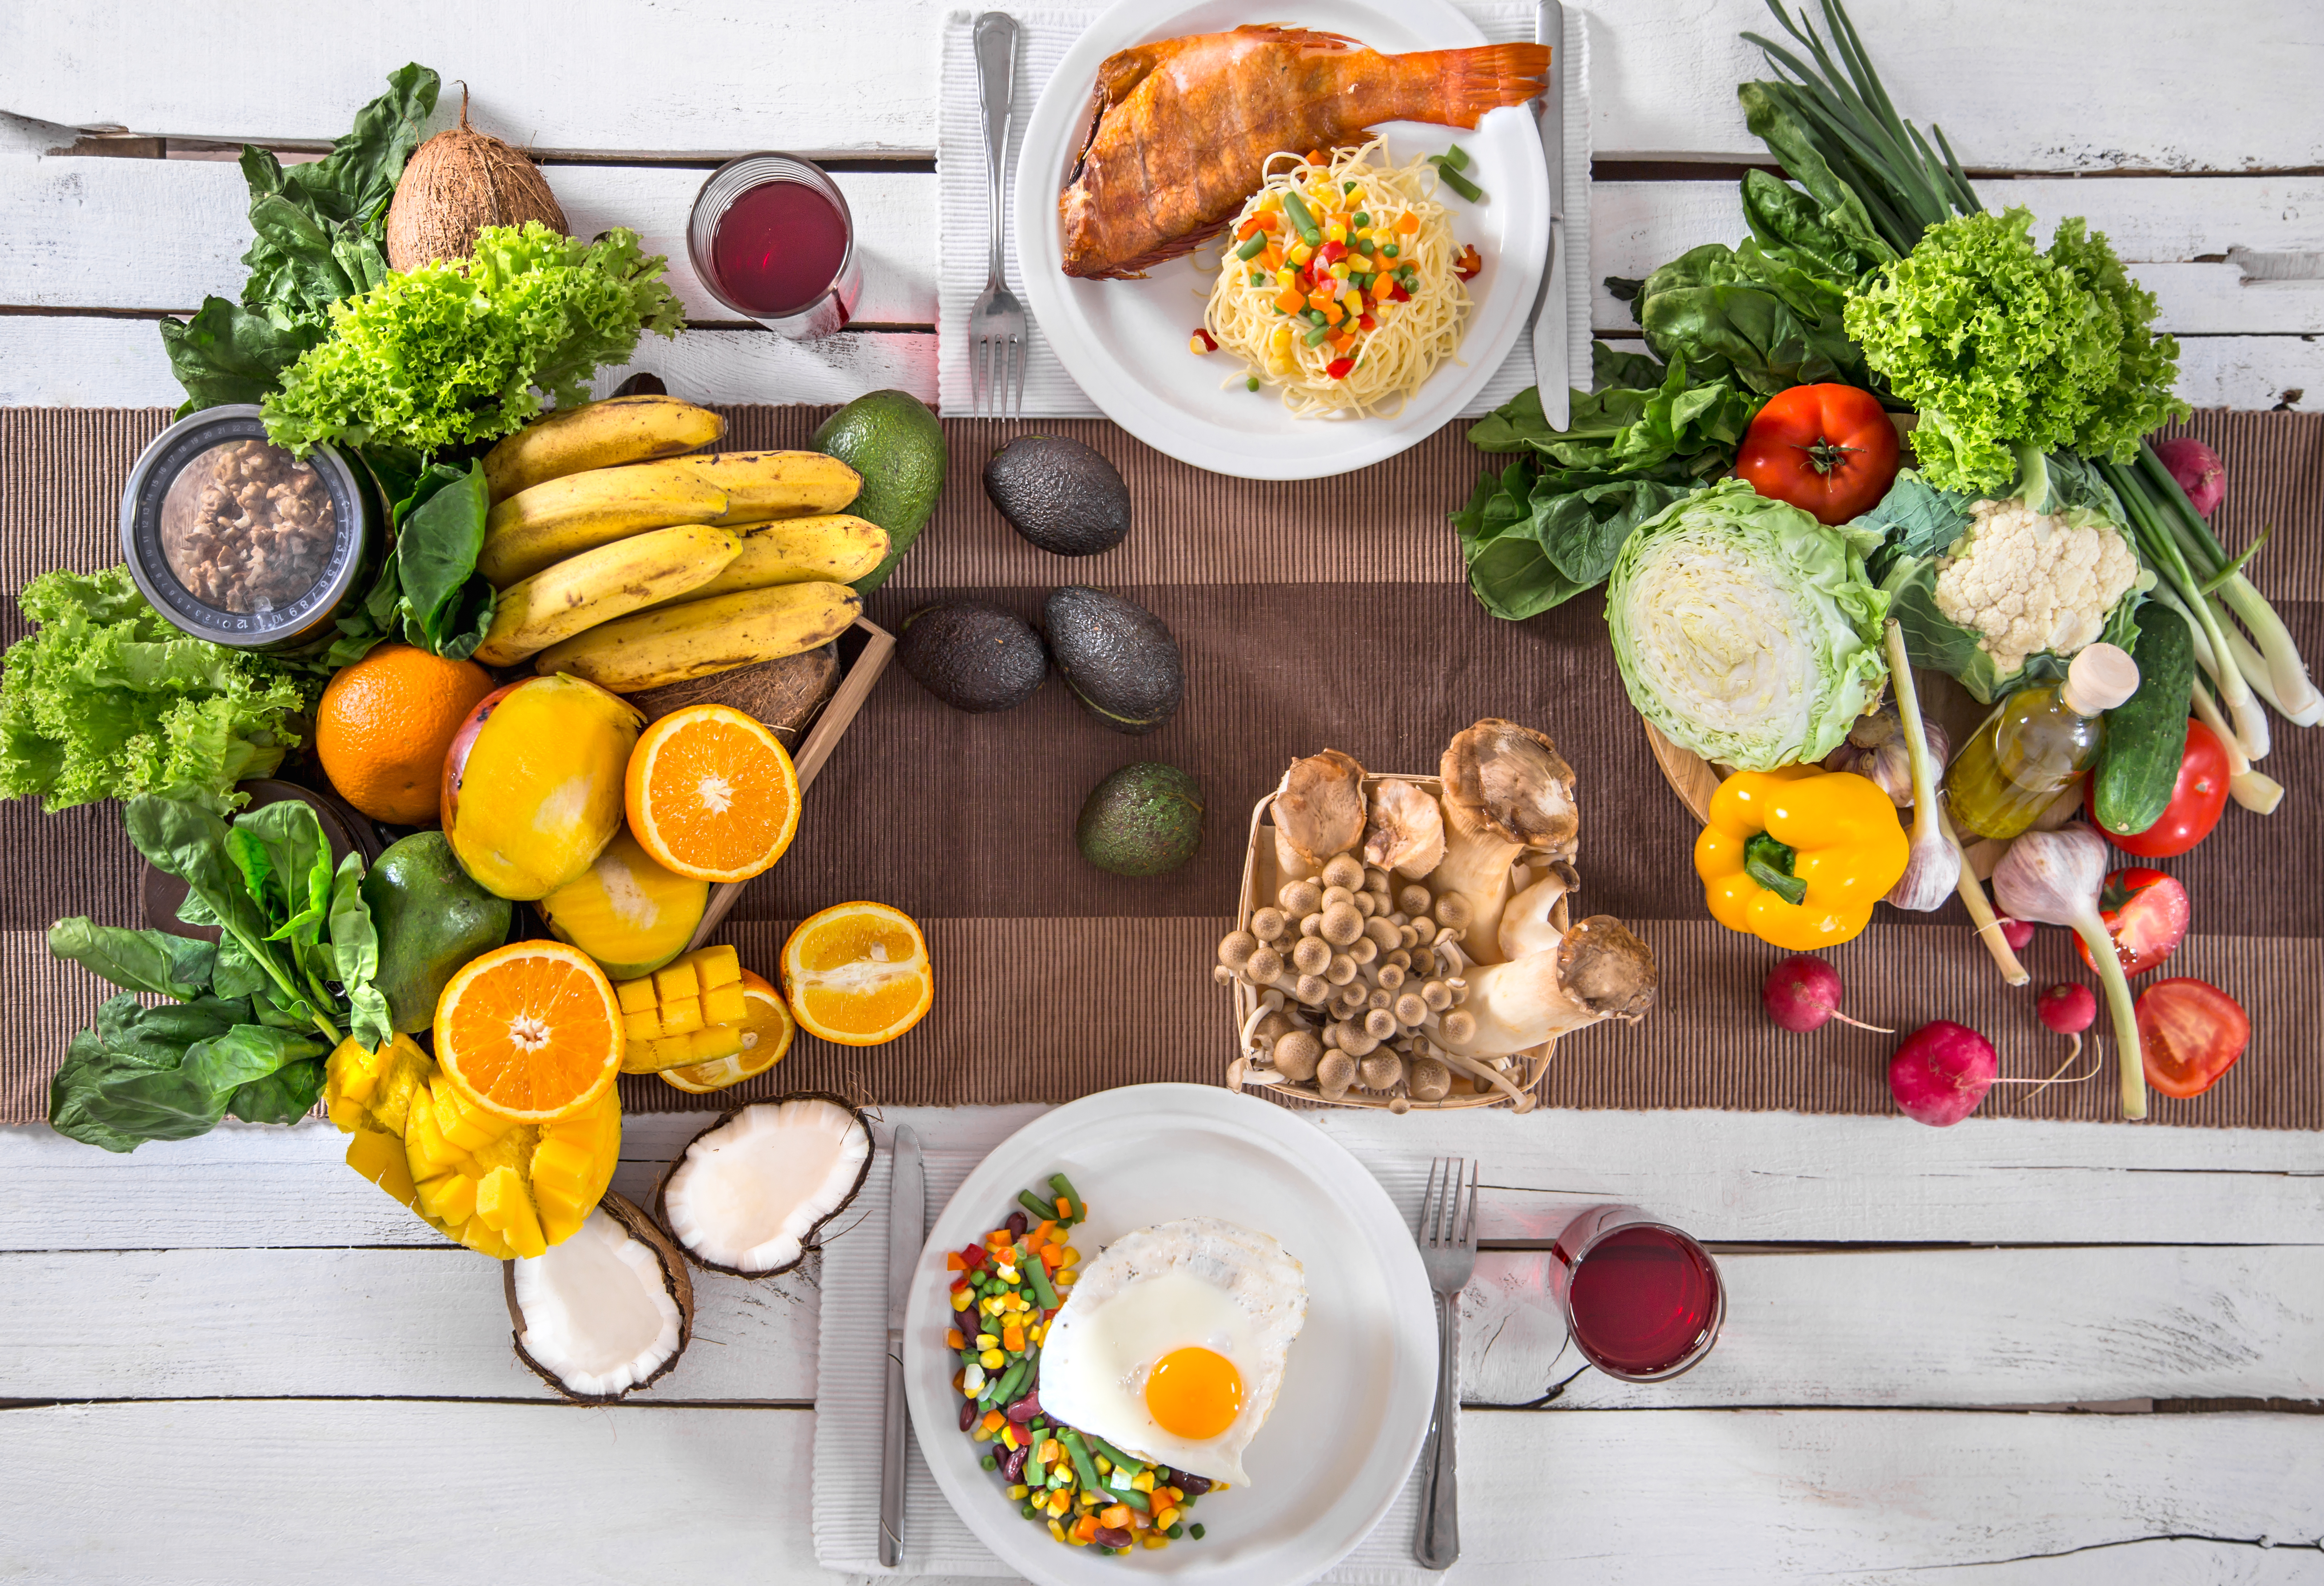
2 405 2316 1130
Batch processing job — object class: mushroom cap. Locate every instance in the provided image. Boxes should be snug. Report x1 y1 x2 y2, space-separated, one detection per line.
1246 945 1285 983
1559 915 1662 1023
1441 1008 1478 1044
1274 1029 1323 1080
1359 1051 1406 1091
1433 892 1475 931
1319 902 1364 946
1275 750 1368 870
1363 777 1449 878
1315 1050 1358 1100
1280 879 1323 916
1364 1007 1398 1039
1250 907 1288 942
1408 1056 1454 1102
1321 853 1367 891
1439 719 1579 859
1291 936 1332 976
1217 931 1258 970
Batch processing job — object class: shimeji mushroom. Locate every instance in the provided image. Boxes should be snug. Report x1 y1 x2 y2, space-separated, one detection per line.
1363 778 1446 877
1434 720 1580 966
1437 915 1660 1058
1271 749 1366 879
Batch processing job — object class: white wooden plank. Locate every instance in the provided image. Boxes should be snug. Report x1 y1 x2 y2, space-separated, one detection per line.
0 155 940 325
7 1239 2318 1411
4 1 2319 174
0 1400 2315 1583
1590 178 2324 337
0 315 936 408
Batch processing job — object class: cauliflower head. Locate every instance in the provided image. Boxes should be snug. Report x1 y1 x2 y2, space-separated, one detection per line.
1931 498 2141 678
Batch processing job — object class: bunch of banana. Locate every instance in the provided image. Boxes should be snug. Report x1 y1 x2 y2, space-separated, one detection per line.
472 396 890 690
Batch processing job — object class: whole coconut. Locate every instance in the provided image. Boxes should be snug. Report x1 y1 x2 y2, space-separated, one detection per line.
386 86 569 271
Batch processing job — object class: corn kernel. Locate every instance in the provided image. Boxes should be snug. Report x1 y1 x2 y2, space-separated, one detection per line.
1132 1471 1155 1492
1094 1456 1111 1474
950 1289 972 1311
1047 1519 1066 1542
1059 1268 1079 1286
1009 1483 1030 1500
980 1348 1006 1370
1326 222 1347 242
974 1333 997 1348
1144 1534 1169 1550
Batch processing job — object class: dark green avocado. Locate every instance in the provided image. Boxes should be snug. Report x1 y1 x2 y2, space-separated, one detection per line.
898 601 1048 713
361 831 512 1033
1043 587 1183 735
984 435 1130 557
1076 763 1204 876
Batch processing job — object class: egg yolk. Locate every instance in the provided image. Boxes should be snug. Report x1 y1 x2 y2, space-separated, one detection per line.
1145 1347 1244 1439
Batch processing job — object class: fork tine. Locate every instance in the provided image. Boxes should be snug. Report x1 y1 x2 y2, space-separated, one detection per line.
968 337 983 418
1009 334 1027 419
1420 1157 1442 1246
979 337 994 419
1461 1162 1479 1249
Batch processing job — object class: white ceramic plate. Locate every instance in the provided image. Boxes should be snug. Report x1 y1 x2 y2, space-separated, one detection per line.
1015 0 1549 480
903 1085 1437 1586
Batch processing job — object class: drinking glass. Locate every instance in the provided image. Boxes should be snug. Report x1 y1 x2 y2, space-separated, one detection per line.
1547 1204 1725 1382
687 154 862 339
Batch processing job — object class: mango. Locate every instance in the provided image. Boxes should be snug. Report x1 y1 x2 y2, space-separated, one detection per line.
441 674 645 901
539 826 708 979
615 945 751 1074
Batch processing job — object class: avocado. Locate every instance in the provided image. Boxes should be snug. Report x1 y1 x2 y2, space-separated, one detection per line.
1044 587 1183 735
984 434 1130 557
1077 763 1204 876
361 831 513 1032
898 601 1048 713
811 390 949 595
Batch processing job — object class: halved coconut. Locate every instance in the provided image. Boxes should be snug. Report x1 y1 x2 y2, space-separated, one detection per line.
655 1094 873 1278
504 1192 694 1403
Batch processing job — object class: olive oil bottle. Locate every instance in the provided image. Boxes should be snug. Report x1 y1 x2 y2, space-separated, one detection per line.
1945 643 2141 841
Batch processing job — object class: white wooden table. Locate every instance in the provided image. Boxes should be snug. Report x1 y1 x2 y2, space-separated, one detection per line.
3 4 2321 1581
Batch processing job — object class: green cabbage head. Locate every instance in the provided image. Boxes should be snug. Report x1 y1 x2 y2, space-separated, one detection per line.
1607 479 1889 770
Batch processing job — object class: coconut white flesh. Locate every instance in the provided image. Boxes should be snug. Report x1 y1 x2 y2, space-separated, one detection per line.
512 1209 683 1398
664 1098 869 1273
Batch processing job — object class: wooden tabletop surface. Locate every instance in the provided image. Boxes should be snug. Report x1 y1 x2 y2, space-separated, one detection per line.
2 3 2321 1582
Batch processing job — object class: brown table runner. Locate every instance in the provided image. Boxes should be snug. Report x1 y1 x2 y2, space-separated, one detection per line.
3 406 2317 1129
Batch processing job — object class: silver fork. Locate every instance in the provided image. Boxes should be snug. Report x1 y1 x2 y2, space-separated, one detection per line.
969 12 1026 418
1415 1157 1478 1570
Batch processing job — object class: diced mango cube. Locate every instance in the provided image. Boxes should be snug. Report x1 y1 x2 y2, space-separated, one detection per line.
624 1008 663 1041
694 944 740 988
617 977 660 1014
703 981 747 1026
476 1167 547 1259
345 1127 419 1209
659 998 704 1035
420 1169 478 1225
655 961 700 1001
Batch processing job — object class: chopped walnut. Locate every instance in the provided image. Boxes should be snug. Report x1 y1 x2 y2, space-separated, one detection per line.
158 439 337 614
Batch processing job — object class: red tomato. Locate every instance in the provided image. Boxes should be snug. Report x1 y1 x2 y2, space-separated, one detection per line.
1734 384 1902 525
2073 868 2189 977
2090 718 2231 857
2137 978 2251 1099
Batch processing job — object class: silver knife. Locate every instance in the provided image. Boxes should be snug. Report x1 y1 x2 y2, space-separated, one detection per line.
879 1126 925 1568
1529 0 1571 428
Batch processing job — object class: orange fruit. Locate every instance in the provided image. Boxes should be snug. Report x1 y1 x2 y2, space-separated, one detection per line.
659 969 796 1094
625 704 801 883
433 940 623 1122
781 902 934 1046
316 643 497 824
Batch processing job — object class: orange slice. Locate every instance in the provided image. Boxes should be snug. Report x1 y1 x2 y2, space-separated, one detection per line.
625 704 801 883
781 902 934 1046
659 970 796 1094
433 940 623 1122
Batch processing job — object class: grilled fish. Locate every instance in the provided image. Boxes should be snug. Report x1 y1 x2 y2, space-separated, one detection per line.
1059 25 1549 280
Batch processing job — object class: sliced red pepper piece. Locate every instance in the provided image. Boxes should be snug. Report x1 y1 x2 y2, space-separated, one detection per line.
1318 240 1348 265
1390 282 1411 301
1325 357 1355 380
960 1244 987 1268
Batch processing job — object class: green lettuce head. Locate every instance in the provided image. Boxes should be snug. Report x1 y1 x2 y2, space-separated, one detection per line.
1607 479 1889 770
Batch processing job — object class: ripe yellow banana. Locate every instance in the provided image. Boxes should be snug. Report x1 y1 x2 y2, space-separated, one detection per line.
638 514 888 612
533 581 861 693
668 451 863 526
482 396 727 504
473 523 742 667
481 465 731 588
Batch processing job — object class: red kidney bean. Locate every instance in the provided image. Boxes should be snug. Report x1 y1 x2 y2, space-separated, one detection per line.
1005 1390 1042 1423
958 1398 978 1432
1000 1443 1029 1482
1172 1471 1214 1495
1094 1526 1133 1549
1006 1209 1028 1237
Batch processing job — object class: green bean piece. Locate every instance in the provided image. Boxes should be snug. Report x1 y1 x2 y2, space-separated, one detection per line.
1437 165 1485 203
1114 1487 1152 1513
1024 1252 1059 1310
1060 1430 1103 1491
1303 323 1333 346
1048 1174 1086 1222
1085 1434 1142 1473
1235 233 1267 261
993 1360 1027 1407
1017 1190 1057 1224
1281 191 1319 240
1438 142 1471 172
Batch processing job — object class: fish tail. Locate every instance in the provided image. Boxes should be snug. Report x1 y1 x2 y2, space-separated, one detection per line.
1395 43 1551 129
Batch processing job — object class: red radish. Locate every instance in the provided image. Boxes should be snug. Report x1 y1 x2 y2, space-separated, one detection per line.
1889 1021 1998 1126
1996 917 2036 952
2037 982 2097 1039
2152 436 2226 517
1762 955 1893 1033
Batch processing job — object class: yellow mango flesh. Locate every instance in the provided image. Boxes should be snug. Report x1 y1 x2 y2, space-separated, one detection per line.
446 674 644 900
540 826 708 979
616 945 750 1074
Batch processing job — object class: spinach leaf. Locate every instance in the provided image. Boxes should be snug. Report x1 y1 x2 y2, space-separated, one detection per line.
47 993 273 1152
157 298 325 416
210 935 270 1002
1632 242 1871 396
1451 460 1705 620
47 919 215 1000
393 462 496 659
329 850 393 1050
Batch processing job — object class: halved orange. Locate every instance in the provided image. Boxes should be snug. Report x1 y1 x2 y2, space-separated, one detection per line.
659 969 796 1094
433 940 623 1122
625 704 801 883
781 902 934 1046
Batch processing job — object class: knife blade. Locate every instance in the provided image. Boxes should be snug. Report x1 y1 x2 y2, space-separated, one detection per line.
1529 0 1571 428
879 1125 925 1568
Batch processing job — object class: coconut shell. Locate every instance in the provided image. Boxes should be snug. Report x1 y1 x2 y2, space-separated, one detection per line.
653 1093 875 1281
626 646 841 745
504 1191 696 1404
387 88 568 272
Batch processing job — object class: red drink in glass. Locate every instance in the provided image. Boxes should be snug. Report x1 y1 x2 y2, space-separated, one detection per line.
1549 1206 1724 1381
687 154 861 339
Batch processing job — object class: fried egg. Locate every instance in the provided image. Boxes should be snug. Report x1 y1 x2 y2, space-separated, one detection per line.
1036 1217 1307 1486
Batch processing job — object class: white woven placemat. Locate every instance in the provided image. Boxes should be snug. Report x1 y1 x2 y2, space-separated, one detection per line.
812 1134 1450 1582
935 4 1594 418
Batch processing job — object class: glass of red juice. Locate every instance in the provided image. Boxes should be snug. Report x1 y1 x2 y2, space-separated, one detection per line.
687 155 861 339
1548 1205 1725 1382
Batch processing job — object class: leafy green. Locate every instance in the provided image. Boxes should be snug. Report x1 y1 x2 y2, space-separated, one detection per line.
264 223 685 458
159 65 438 416
1606 478 1889 769
0 568 310 813
1843 207 2188 494
322 460 496 667
1629 239 1873 396
47 920 216 1001
329 851 394 1050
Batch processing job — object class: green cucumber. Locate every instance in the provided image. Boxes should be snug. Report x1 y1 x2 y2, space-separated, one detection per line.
2092 607 2195 836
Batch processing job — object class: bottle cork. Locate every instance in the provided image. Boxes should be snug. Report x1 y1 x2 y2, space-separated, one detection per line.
2061 642 2141 716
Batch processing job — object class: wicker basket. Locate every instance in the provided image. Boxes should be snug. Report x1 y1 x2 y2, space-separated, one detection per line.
1223 771 1564 1112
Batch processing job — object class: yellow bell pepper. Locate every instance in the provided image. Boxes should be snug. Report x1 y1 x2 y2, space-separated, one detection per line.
1694 766 1910 949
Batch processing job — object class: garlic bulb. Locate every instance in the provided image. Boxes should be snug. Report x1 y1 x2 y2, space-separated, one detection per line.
1880 623 1963 913
1827 709 1950 807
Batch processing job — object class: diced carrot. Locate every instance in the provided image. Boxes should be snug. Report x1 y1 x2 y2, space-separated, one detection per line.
1002 1325 1025 1352
1073 1515 1100 1543
1306 149 1325 166
945 1252 966 1271
1396 211 1421 235
981 1411 1005 1434
1055 1195 1072 1217
1235 217 1263 242
1322 301 1344 325
945 1328 965 1350
1258 246 1282 272
1100 1505 1132 1529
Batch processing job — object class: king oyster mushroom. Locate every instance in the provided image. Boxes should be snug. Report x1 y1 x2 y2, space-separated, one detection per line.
1362 778 1446 878
1437 915 1660 1058
505 1192 695 1403
1497 860 1580 960
1271 749 1367 880
657 1095 874 1278
1434 720 1579 966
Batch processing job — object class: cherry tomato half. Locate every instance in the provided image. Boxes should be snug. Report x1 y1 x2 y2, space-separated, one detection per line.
2137 978 2251 1099
1734 384 1902 526
2074 868 2190 978
2092 718 2231 858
